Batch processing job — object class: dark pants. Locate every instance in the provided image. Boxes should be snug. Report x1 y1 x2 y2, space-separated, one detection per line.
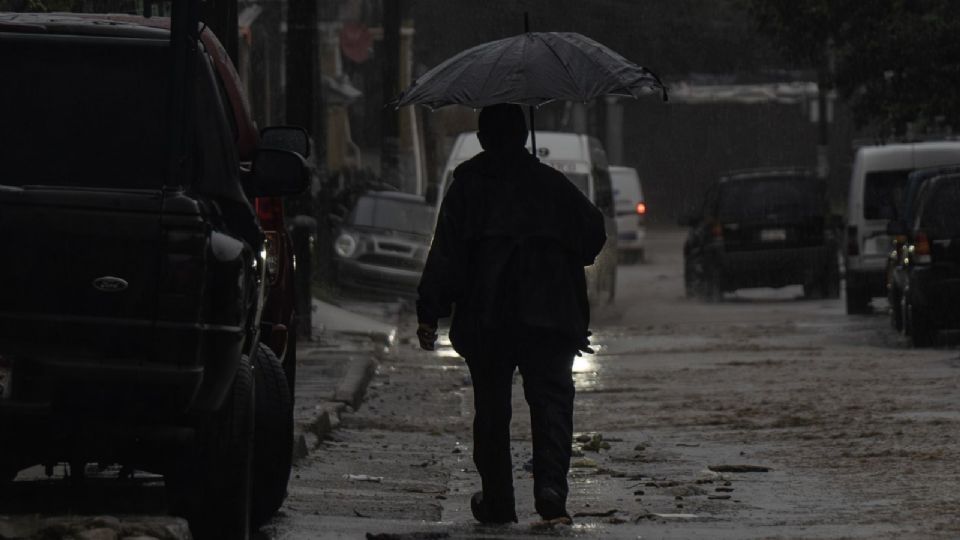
466 333 575 516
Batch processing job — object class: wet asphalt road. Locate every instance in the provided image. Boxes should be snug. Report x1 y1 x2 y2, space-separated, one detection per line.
274 228 960 539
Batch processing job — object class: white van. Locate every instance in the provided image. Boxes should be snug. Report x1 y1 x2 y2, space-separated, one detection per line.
845 141 960 314
609 165 646 263
438 131 618 304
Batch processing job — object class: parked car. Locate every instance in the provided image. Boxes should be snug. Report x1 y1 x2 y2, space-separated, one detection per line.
681 168 839 300
333 191 435 297
439 131 618 304
844 141 960 314
885 165 960 332
610 165 647 263
0 13 307 539
896 173 960 346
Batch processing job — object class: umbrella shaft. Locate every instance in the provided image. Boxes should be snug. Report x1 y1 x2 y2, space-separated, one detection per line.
529 106 537 156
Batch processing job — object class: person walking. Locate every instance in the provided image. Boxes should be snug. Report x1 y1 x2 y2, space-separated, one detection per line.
416 103 606 525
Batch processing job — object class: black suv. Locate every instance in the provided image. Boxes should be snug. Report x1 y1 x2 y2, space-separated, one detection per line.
0 12 306 539
894 173 960 346
681 169 840 300
885 165 960 336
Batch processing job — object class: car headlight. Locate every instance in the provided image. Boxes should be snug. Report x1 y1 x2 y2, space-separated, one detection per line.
334 233 358 258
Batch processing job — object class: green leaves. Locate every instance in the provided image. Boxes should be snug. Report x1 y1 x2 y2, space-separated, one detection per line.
745 0 960 134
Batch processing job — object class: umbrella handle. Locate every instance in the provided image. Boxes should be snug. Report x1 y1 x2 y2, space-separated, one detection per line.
529 106 537 157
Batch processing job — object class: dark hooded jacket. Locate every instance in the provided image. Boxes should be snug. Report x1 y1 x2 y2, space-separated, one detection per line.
417 147 606 357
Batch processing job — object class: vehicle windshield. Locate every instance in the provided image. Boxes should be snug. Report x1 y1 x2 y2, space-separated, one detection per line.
0 38 170 189
350 195 434 235
864 169 910 220
717 177 821 221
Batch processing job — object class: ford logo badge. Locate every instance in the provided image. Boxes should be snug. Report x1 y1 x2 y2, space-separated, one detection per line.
92 276 129 293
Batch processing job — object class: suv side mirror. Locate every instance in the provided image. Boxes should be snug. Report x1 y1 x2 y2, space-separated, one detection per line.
260 126 310 158
886 220 907 236
244 149 309 197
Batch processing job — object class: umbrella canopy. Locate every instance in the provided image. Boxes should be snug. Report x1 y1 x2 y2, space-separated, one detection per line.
394 31 667 110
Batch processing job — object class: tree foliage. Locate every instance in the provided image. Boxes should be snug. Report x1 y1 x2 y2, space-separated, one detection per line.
745 0 960 135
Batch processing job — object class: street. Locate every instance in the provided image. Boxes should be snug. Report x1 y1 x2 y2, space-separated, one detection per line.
266 229 960 539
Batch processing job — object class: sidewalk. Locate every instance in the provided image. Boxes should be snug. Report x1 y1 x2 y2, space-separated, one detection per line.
291 298 399 462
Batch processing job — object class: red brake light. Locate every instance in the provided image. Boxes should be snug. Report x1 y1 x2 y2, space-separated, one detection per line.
711 223 724 238
255 197 285 230
913 230 931 264
636 202 647 215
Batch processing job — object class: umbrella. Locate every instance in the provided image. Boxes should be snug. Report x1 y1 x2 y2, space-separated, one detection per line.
394 22 667 153
395 32 667 109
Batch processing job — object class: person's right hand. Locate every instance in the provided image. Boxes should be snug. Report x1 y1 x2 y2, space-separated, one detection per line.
417 322 438 351
576 331 595 356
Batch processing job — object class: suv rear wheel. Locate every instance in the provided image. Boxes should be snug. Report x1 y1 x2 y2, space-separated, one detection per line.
845 274 871 314
907 301 936 347
171 357 255 540
251 343 294 528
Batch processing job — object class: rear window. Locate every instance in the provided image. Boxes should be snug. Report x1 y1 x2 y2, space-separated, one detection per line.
350 195 434 235
920 180 960 236
0 38 170 189
864 169 910 220
611 170 642 203
717 177 822 222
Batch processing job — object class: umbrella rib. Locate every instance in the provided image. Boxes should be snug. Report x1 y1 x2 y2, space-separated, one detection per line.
553 33 660 98
474 36 520 106
535 33 590 100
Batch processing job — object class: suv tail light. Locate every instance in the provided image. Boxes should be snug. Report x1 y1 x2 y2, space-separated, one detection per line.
255 197 285 230
846 225 859 256
912 230 932 264
636 202 647 215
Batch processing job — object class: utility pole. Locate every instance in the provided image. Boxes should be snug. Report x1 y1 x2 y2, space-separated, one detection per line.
380 0 401 188
816 39 835 181
286 0 322 340
605 96 624 165
286 0 322 163
199 0 238 60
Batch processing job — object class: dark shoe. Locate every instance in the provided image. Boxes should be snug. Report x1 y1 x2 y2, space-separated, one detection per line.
470 491 518 524
535 487 571 522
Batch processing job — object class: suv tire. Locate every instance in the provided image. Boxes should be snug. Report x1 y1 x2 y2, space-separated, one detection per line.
907 302 936 347
683 259 696 298
824 261 841 299
251 343 294 528
845 274 871 314
890 289 904 332
173 356 255 540
703 266 722 303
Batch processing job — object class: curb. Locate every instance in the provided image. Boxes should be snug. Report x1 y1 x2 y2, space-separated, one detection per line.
333 356 379 409
292 356 379 463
